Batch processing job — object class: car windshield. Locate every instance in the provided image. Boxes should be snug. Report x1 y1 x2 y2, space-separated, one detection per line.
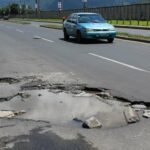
78 14 106 23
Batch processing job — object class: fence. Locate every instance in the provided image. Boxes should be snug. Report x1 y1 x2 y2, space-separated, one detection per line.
21 3 150 21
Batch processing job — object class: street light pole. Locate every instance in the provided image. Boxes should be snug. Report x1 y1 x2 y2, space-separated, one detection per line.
82 0 87 11
19 0 22 15
35 0 37 13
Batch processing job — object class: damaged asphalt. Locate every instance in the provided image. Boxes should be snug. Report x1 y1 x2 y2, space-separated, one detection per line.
0 74 150 150
0 21 150 150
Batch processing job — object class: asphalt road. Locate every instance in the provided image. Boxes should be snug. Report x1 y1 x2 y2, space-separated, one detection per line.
0 21 150 150
0 21 150 102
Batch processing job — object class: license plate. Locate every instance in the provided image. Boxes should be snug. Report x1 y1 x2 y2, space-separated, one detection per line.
103 34 108 37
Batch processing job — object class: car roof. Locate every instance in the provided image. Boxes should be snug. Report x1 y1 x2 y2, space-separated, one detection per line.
72 12 98 15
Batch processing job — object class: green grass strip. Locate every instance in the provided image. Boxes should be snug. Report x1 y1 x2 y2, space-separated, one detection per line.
109 20 150 26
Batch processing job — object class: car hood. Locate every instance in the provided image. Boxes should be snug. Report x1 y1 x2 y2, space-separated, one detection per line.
79 23 115 30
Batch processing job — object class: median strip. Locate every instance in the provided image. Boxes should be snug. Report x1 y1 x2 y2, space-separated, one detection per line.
89 53 150 73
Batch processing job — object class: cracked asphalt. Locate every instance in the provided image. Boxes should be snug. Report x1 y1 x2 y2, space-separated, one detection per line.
0 20 150 150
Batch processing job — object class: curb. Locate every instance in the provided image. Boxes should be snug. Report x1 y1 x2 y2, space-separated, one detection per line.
114 25 150 30
116 36 150 44
40 25 62 30
30 20 63 24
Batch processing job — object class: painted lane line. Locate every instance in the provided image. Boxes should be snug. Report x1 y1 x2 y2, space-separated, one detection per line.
16 29 24 33
34 35 54 43
89 53 150 73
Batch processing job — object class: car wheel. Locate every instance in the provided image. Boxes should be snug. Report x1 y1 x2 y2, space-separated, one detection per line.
64 29 69 41
107 38 114 43
76 31 82 43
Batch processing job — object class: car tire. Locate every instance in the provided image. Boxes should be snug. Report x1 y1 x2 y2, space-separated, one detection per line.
64 29 69 41
76 31 82 43
107 38 114 43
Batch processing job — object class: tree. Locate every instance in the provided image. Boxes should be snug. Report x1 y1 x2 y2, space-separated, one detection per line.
10 3 19 14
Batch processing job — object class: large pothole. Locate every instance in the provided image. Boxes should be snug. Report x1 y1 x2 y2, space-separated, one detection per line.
0 75 149 130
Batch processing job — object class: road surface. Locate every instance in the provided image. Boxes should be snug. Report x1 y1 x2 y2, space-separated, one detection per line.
0 21 150 102
0 20 150 150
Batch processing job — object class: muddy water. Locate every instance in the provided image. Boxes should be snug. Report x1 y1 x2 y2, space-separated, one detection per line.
8 129 98 150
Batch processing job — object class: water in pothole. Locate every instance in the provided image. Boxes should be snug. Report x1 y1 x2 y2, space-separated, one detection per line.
0 89 127 129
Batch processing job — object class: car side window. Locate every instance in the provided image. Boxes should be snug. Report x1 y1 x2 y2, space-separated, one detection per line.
72 15 78 24
67 14 74 23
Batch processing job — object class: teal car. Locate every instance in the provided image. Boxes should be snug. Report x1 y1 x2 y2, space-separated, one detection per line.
63 12 116 43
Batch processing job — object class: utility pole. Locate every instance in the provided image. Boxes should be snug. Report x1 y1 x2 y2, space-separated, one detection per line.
19 0 22 15
82 0 87 11
35 0 40 16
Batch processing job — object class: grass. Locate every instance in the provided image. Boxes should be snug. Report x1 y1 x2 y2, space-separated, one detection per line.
108 20 150 27
7 19 31 24
40 24 150 42
13 18 62 23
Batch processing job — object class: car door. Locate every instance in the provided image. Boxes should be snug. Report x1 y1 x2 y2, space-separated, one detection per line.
70 14 78 36
65 14 74 35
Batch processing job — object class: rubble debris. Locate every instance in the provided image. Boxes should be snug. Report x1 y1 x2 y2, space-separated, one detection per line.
0 94 18 102
132 104 147 111
74 91 93 97
18 92 31 99
82 117 102 129
98 92 112 99
124 106 140 124
71 90 82 94
0 93 30 102
21 80 50 90
49 89 62 94
0 110 26 118
143 110 150 118
0 77 20 84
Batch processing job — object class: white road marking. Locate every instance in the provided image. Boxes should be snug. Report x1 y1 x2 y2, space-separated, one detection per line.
89 53 150 73
34 35 54 43
16 29 24 33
